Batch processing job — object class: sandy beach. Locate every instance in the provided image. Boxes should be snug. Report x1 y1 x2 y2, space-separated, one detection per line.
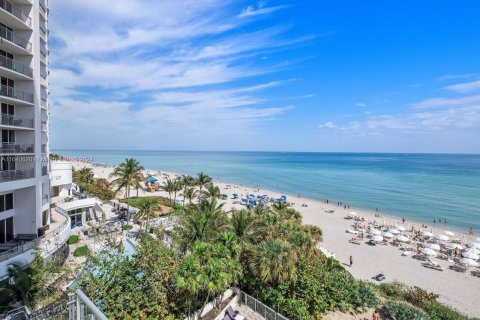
71 161 480 317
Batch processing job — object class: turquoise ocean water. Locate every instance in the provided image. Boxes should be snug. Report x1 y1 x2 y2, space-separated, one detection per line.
54 150 480 232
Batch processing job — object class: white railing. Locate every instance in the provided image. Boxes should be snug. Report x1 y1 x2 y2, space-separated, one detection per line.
0 55 33 78
0 142 34 153
0 24 32 52
238 289 289 320
0 84 34 103
0 0 32 27
1 113 34 128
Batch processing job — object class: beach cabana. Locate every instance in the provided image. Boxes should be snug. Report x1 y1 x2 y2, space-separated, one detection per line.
462 252 479 260
396 235 409 242
458 258 479 267
421 248 437 256
435 234 449 241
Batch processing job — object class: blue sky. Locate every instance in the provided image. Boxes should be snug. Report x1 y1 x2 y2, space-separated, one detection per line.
49 0 480 153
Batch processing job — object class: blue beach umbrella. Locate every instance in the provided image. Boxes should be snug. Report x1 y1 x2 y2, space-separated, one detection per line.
232 193 239 198
147 176 157 183
241 198 248 203
248 200 257 206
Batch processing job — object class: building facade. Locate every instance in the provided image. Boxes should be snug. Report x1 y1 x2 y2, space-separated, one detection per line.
0 0 69 278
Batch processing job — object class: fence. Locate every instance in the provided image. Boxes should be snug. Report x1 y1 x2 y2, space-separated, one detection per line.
238 289 289 320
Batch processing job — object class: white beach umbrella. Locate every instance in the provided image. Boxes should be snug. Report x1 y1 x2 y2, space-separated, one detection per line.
383 232 394 238
458 258 479 267
427 243 441 251
422 248 437 256
447 243 464 250
372 235 384 242
462 251 479 260
397 226 407 231
465 247 479 254
422 231 434 237
370 229 382 235
435 234 449 241
444 231 455 236
468 242 480 249
349 211 357 216
396 235 409 242
389 228 400 235
476 237 480 242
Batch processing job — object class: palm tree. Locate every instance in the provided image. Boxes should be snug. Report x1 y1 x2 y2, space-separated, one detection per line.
109 158 145 222
180 175 195 204
135 197 161 232
181 187 197 205
272 201 289 213
202 183 220 201
231 209 259 246
248 239 297 285
162 179 176 205
196 172 212 199
73 167 94 185
172 180 182 205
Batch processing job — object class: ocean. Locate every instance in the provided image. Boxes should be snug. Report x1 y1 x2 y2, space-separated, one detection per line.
53 150 480 232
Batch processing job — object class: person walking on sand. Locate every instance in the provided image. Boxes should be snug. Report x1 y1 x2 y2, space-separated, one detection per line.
349 256 353 267
372 309 380 320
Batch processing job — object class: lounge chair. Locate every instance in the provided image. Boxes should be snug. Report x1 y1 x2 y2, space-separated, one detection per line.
449 264 467 273
226 306 245 320
422 260 443 271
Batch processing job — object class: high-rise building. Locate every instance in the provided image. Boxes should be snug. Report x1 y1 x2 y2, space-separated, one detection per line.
0 0 70 278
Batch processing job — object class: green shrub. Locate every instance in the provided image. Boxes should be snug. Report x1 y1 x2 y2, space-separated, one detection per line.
68 235 79 245
383 301 430 320
352 281 379 310
422 301 468 320
406 286 439 307
73 246 89 257
378 281 408 299
122 224 133 231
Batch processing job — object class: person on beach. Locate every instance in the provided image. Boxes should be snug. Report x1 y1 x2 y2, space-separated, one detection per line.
349 256 353 267
372 309 380 320
469 228 474 235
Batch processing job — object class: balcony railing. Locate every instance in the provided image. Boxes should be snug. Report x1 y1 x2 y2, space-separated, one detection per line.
0 168 34 182
42 194 49 205
39 25 46 37
0 142 34 153
41 143 47 153
40 69 47 79
0 53 33 78
0 24 31 52
0 84 34 103
41 91 47 102
41 121 47 130
1 113 34 128
39 0 46 15
42 165 47 175
0 0 32 27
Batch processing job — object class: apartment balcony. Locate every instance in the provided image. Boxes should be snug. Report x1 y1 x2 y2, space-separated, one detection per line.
0 142 34 153
0 0 32 28
41 120 47 131
42 165 47 175
42 194 48 205
41 143 47 153
0 168 34 182
0 24 32 54
41 99 47 109
0 54 33 79
39 0 46 16
40 48 47 63
0 84 34 104
0 113 34 128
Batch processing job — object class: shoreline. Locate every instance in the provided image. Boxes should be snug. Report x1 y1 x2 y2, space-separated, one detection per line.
69 160 480 316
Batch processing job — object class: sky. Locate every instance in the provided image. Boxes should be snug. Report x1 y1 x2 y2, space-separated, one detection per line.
48 0 480 153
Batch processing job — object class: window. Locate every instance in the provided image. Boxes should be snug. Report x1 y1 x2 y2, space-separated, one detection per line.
1 129 14 143
0 193 13 212
1 103 14 116
1 76 14 88
0 156 15 171
0 217 13 243
42 209 49 226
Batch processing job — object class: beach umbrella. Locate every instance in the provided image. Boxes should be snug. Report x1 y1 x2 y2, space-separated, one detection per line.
447 243 464 250
370 229 382 235
421 248 437 256
468 242 480 249
349 211 357 216
422 231 434 237
435 234 449 241
462 251 479 260
383 232 394 238
232 193 238 198
444 231 455 236
396 235 409 242
464 248 480 254
280 195 287 199
147 176 157 183
389 228 400 235
427 243 441 251
458 258 479 267
372 235 384 242
397 226 407 231
476 237 480 242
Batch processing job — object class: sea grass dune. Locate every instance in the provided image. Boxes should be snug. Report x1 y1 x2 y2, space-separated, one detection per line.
70 158 480 317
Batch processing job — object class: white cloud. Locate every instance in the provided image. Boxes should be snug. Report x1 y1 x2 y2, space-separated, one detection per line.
319 122 337 129
355 102 366 107
239 4 289 18
445 80 480 93
410 95 480 109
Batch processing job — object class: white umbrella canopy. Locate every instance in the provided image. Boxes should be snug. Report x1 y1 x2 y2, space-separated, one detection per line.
389 228 400 235
444 231 455 236
422 248 437 256
396 235 409 242
427 243 441 251
422 231 434 237
465 247 480 254
468 242 480 249
396 226 407 231
447 243 464 250
349 211 357 216
383 232 394 238
435 234 449 241
458 258 479 267
462 251 479 260
372 235 384 242
476 237 480 242
370 229 382 235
